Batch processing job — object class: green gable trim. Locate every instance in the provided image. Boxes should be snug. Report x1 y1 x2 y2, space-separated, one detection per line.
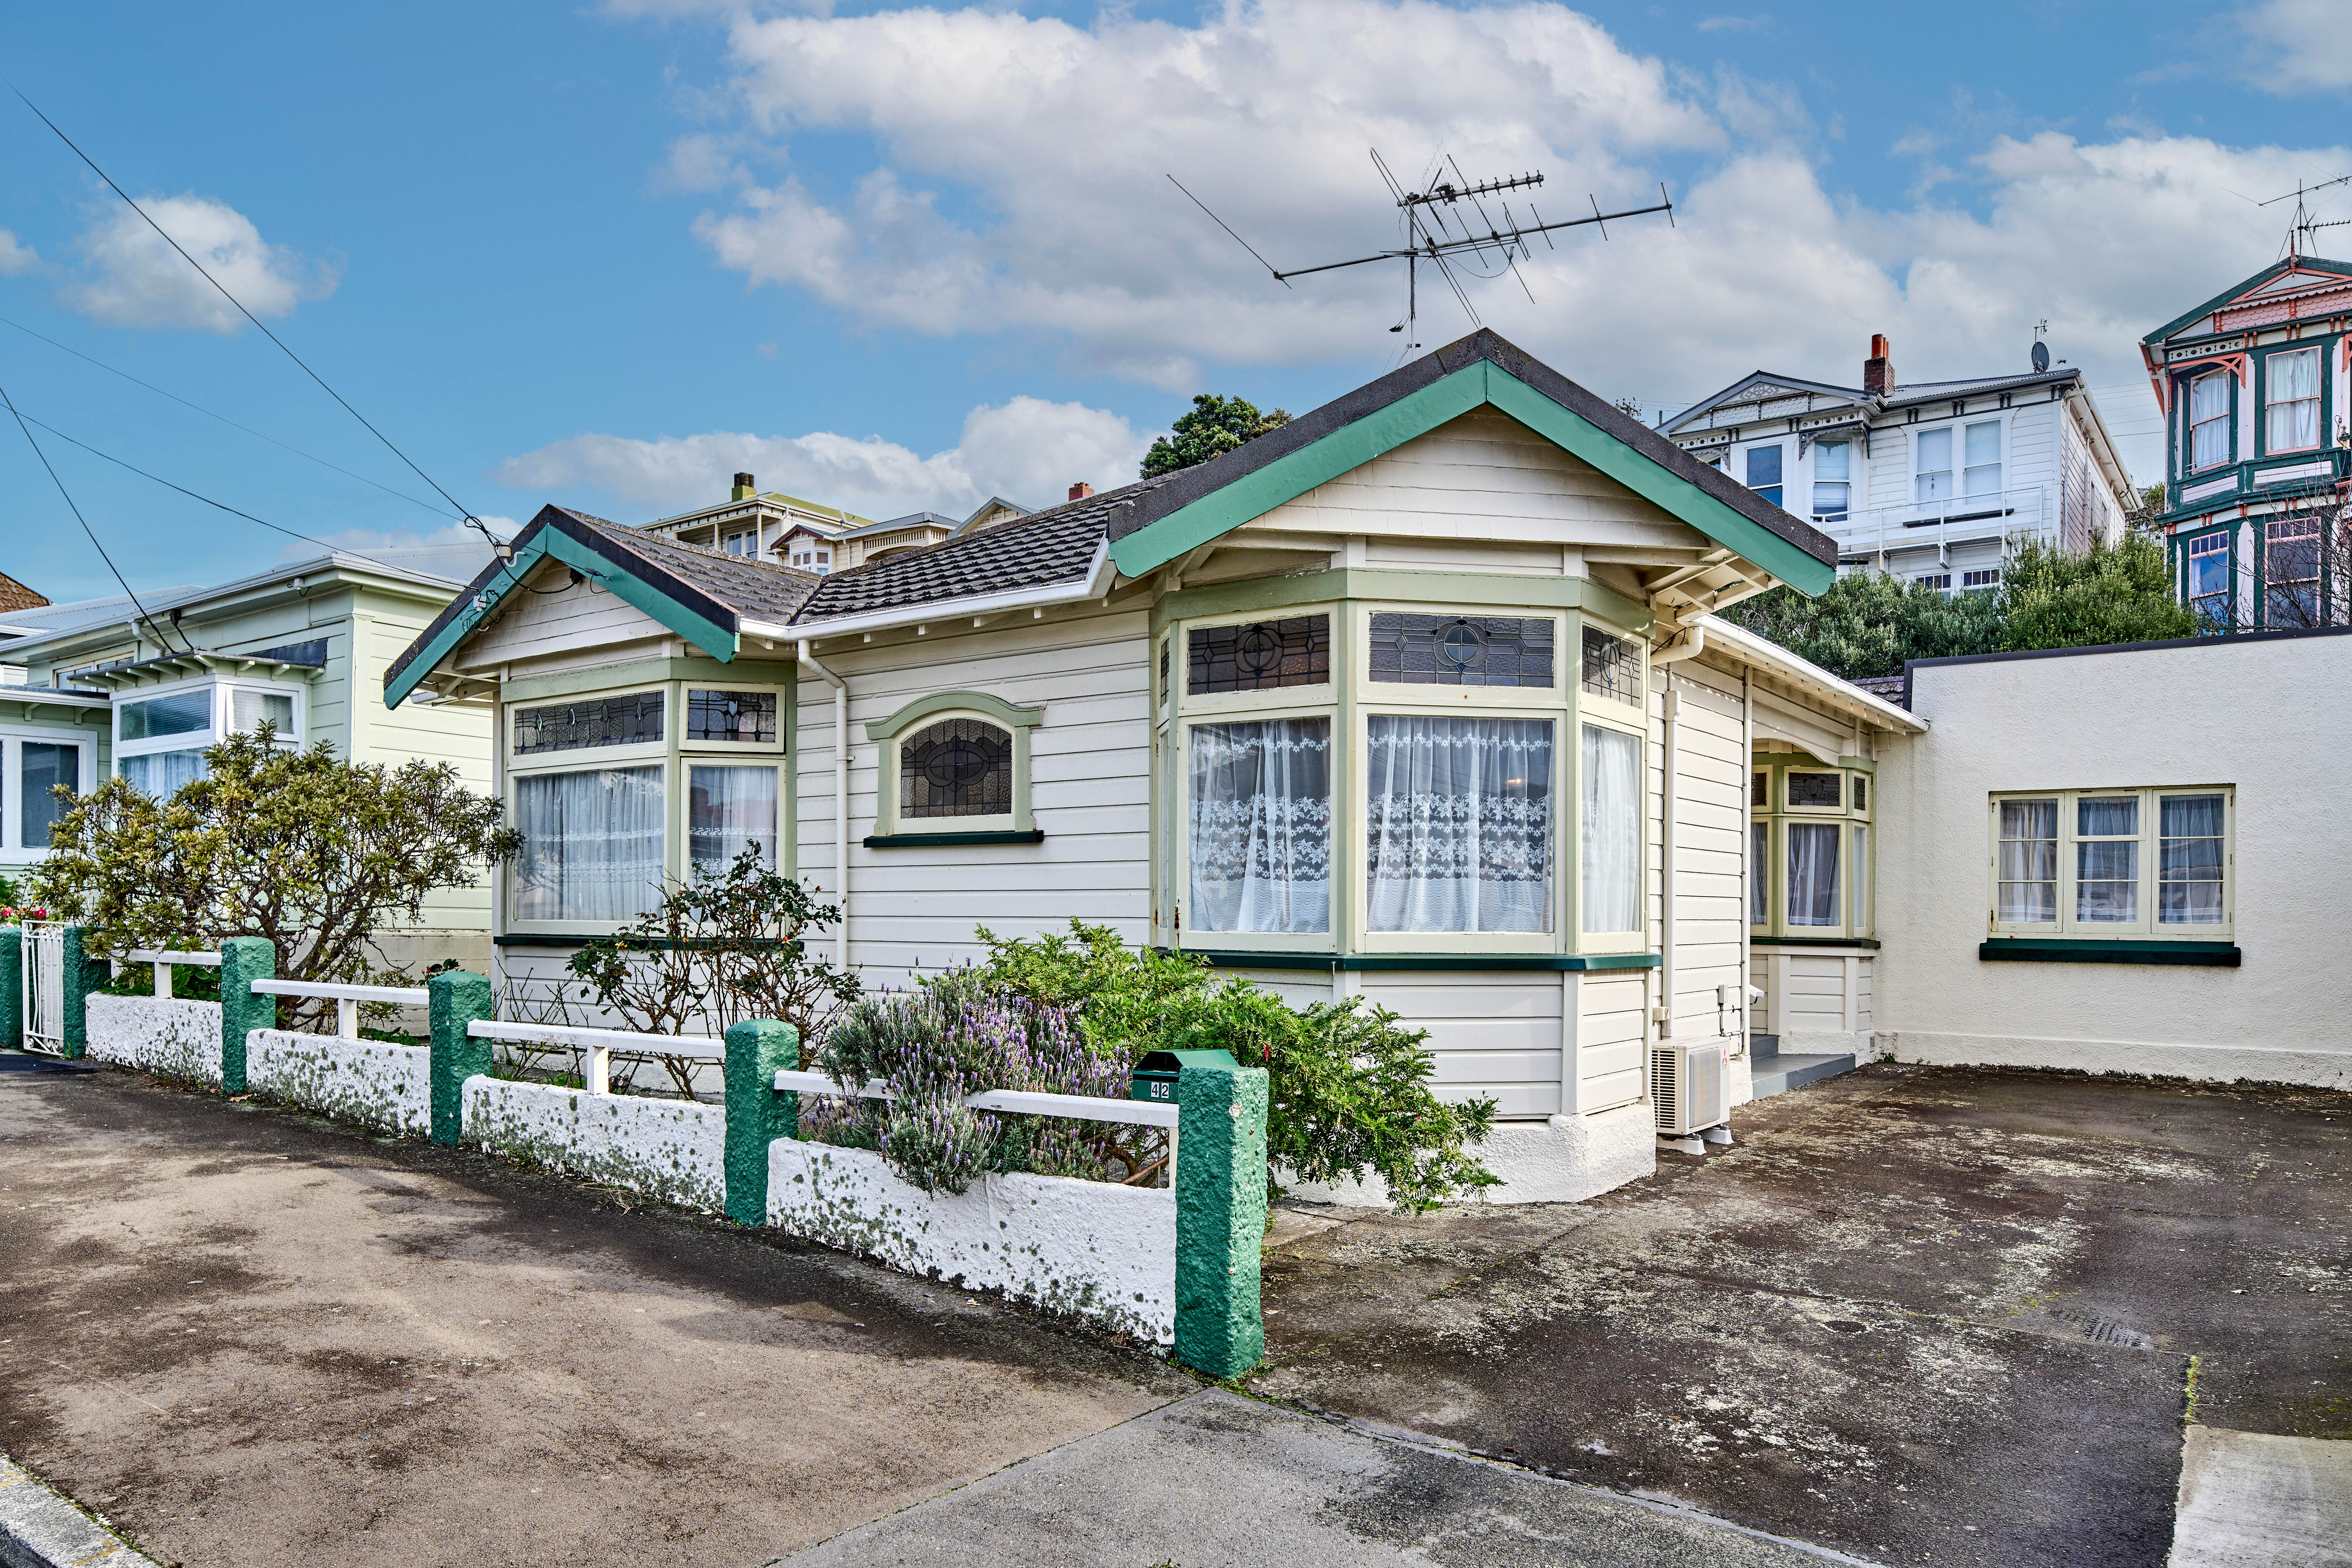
383 522 740 710
1108 360 1835 596
864 689 1045 742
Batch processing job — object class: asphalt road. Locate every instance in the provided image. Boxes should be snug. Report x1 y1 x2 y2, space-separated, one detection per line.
1252 1064 2352 1568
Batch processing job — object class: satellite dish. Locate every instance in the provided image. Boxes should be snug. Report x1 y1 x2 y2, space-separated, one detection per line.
2031 340 2051 372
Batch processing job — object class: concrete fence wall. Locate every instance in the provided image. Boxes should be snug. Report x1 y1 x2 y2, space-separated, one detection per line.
463 1077 727 1211
248 1031 433 1138
86 994 224 1085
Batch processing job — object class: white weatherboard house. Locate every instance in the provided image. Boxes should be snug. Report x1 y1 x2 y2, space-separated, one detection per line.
381 331 2349 1203
1662 334 2136 595
386 330 1931 1201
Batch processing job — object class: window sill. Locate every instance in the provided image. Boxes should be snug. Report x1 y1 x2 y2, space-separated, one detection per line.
863 829 1044 848
1165 949 1661 973
1978 938 2240 967
1753 936 1880 949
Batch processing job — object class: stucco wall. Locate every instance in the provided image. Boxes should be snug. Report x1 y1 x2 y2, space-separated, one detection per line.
462 1078 726 1211
1875 633 2352 1087
86 994 223 1085
247 1031 432 1136
767 1139 1176 1343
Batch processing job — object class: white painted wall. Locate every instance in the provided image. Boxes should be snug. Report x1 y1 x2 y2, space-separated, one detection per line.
768 1138 1176 1342
86 995 222 1085
463 1078 726 1211
1875 633 2352 1087
246 1031 432 1137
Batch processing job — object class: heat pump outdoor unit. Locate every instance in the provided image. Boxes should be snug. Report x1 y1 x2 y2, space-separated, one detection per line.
1652 1040 1731 1136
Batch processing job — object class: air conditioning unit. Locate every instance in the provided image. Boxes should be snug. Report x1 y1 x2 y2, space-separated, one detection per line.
1652 1040 1731 1136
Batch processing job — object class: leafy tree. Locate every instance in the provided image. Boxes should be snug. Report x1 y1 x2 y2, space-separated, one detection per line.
32 727 519 1030
1998 532 2194 650
1140 394 1291 478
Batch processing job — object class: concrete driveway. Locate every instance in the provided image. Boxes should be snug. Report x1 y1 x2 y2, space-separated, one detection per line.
1251 1063 2352 1568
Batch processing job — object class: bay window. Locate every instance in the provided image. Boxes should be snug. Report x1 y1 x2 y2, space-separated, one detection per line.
1188 716 1330 935
1579 722 1640 935
1987 787 2232 937
2264 347 2320 452
114 677 304 797
1749 757 1873 942
1366 716 1552 933
512 766 666 921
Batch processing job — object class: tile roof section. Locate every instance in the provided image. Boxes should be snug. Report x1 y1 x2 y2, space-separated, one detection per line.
790 478 1170 622
577 510 823 622
0 572 49 613
1846 673 1909 704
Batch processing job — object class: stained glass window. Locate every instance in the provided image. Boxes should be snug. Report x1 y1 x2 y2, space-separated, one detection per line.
687 689 777 744
1187 616 1330 695
1579 627 1641 706
1787 772 1842 808
1368 614 1554 687
513 692 665 755
901 719 1013 818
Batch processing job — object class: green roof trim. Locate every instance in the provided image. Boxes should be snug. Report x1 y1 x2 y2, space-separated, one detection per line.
2143 256 2352 347
383 511 739 710
1105 360 1834 595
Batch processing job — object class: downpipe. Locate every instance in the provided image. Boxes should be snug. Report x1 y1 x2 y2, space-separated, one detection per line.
797 640 850 972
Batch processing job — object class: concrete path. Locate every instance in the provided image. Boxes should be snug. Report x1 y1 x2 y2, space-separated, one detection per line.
778 1389 1879 1566
0 1056 1195 1567
2169 1426 2352 1567
1253 1065 2352 1568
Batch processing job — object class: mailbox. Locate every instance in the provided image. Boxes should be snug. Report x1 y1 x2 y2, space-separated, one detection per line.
1130 1047 1238 1104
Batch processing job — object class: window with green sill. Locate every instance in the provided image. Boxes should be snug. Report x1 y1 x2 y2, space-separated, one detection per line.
1750 759 1873 941
1990 786 2231 939
867 690 1044 839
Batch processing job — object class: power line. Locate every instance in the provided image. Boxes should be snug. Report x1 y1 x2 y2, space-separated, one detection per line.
7 82 497 549
0 375 192 654
0 310 451 518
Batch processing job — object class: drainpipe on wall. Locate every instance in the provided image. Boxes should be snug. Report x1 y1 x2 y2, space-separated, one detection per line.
1657 686 1679 1041
1738 669 1753 1059
796 640 850 972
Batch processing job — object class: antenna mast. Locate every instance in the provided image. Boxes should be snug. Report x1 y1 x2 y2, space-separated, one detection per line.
2261 173 2352 258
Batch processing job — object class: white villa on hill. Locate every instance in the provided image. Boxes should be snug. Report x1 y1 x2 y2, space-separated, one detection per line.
640 474 1039 577
1662 334 2136 592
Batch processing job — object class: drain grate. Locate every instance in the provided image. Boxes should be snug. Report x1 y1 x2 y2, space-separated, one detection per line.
2073 1315 2155 1350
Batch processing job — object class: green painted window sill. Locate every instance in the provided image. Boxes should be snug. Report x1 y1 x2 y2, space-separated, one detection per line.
1752 936 1881 949
1978 938 2240 967
863 829 1045 848
1161 949 1661 973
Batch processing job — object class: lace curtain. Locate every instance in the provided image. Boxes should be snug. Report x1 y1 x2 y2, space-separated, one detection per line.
1580 724 1641 933
513 765 664 922
1365 716 1552 933
1997 799 2057 922
1786 821 1841 927
120 749 207 799
1188 718 1330 933
689 765 778 878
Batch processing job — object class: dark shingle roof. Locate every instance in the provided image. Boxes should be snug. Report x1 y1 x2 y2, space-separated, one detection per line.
791 478 1173 622
1847 673 1909 705
577 511 822 621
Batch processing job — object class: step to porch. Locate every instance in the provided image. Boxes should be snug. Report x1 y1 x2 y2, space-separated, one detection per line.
1749 1051 1857 1099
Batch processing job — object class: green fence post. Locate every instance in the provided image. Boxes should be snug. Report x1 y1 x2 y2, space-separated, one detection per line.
218 937 276 1094
0 925 20 1050
724 1019 800 1226
429 969 494 1147
1173 1050 1269 1380
58 926 107 1060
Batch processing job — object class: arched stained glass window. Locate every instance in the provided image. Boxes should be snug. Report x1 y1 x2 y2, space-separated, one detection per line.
901 718 1014 818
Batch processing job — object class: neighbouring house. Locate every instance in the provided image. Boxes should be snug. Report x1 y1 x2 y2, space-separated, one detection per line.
0 572 51 617
0 545 496 968
2139 255 2352 630
639 473 1042 576
1661 334 2136 595
389 329 1937 1202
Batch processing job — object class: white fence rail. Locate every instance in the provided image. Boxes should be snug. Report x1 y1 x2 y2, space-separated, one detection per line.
469 1019 722 1096
772 1067 1179 1172
118 949 220 1000
250 977 428 1040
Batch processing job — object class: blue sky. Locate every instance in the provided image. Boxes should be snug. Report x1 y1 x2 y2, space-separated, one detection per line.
4 0 2345 601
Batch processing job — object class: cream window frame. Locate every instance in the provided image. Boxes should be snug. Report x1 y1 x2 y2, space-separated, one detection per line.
113 674 306 785
1569 614 1647 957
868 694 1040 836
503 682 673 937
1 725 100 853
1748 757 1875 942
680 686 788 756
1985 786 2234 940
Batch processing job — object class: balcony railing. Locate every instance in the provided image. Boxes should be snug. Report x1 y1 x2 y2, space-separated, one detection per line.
1813 485 2055 565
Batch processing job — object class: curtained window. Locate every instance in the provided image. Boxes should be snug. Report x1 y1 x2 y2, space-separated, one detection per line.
1812 440 1850 520
513 766 665 922
1579 724 1641 934
2265 347 2321 451
1364 716 1552 933
2189 372 2231 470
120 749 207 798
2075 796 2139 923
2158 794 2225 926
1786 821 1840 927
1187 718 1329 933
689 765 778 878
1997 799 2057 923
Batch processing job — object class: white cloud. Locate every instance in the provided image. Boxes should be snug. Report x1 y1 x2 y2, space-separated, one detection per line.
1696 15 1770 32
492 397 1149 520
2236 0 2352 94
61 195 338 332
0 229 42 276
644 0 2345 482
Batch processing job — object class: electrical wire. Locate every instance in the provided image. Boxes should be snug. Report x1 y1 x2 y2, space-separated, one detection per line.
8 82 496 550
0 310 451 518
0 375 193 653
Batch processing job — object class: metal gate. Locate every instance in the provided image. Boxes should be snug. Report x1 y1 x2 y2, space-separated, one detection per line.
22 921 66 1056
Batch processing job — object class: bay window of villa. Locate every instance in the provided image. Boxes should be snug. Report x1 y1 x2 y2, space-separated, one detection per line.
1157 596 1647 959
1749 755 1874 943
504 679 787 932
113 676 304 797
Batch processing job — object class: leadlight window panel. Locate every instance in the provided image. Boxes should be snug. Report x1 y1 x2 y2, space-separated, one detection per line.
1752 771 1768 807
1851 775 1868 812
1368 613 1555 688
687 689 778 744
1787 771 1841 808
901 718 1013 819
1187 616 1330 695
1580 627 1640 706
513 692 665 755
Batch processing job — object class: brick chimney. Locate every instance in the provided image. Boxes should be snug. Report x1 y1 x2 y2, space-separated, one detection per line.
1863 334 1895 396
1069 481 1094 501
731 471 755 501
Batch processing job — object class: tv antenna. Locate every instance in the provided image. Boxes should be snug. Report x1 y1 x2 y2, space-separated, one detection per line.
2260 173 2352 258
1169 150 1673 355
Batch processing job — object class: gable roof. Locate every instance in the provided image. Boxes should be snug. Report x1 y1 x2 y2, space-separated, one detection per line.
383 504 820 708
1661 371 1867 434
0 572 49 614
1100 330 1837 589
2144 256 2352 347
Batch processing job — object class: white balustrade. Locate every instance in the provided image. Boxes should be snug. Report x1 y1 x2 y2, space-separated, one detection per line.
118 948 220 1000
250 977 429 1040
468 1019 721 1096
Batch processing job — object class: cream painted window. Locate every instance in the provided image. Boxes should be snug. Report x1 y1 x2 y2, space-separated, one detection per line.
2 731 93 852
1988 787 2232 938
2188 372 2231 471
1749 759 1873 941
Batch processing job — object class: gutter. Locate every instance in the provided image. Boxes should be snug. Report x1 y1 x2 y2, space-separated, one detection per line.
796 639 851 972
740 539 1114 646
